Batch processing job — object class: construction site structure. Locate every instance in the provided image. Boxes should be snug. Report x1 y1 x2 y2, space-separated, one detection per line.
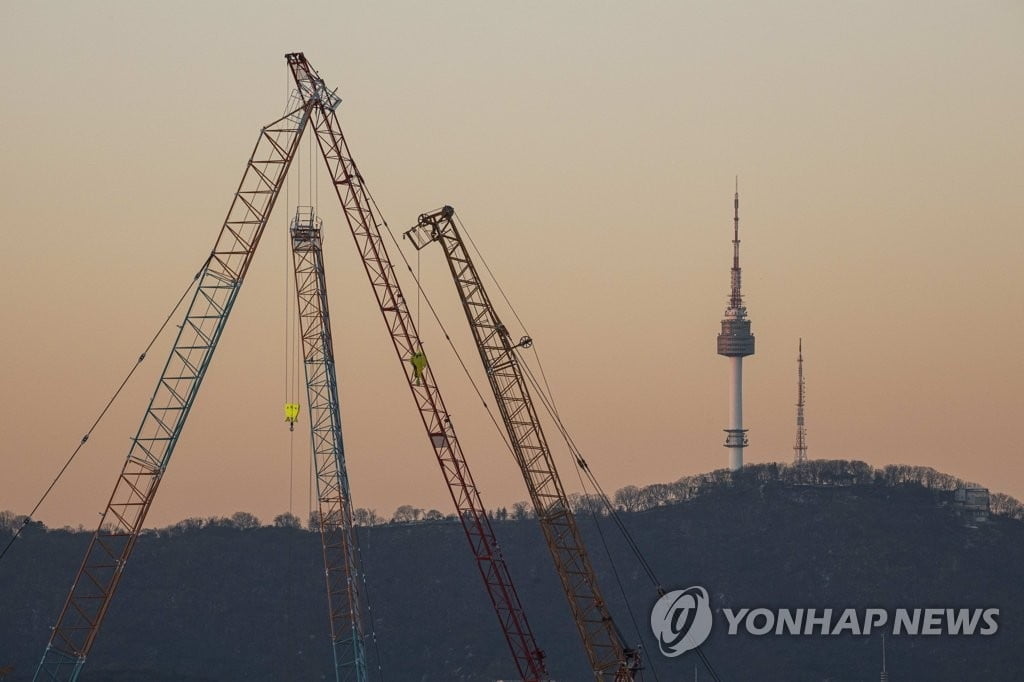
793 339 807 465
290 207 369 682
716 182 755 471
285 54 547 681
34 53 547 682
405 206 640 682
34 99 316 682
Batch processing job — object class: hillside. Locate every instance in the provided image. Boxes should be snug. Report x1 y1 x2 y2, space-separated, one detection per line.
1 462 1022 681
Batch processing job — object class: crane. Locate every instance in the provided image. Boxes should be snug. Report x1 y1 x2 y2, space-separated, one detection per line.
34 52 549 681
289 206 370 682
285 53 548 681
34 99 316 682
404 206 641 682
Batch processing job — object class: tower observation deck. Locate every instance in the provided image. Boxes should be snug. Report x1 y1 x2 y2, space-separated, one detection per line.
717 182 755 470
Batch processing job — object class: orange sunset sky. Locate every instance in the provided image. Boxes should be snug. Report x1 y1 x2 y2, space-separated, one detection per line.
1 2 1022 530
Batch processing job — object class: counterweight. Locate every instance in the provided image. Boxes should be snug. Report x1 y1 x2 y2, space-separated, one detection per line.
286 54 547 681
34 102 313 682
405 206 640 682
290 207 369 682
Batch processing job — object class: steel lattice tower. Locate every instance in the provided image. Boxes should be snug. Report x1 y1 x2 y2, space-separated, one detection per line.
406 206 640 681
794 338 808 465
716 181 755 471
34 101 313 682
290 207 369 682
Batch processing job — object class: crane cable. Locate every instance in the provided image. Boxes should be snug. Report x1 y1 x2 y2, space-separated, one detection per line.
0 262 206 568
282 118 297 682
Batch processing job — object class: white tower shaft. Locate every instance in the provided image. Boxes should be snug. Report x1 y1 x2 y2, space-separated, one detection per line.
727 356 745 470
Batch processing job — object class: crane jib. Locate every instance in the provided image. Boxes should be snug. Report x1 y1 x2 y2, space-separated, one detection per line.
405 206 640 681
34 102 314 682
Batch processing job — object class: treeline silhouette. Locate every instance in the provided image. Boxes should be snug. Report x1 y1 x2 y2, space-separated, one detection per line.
4 460 1019 536
3 459 1023 681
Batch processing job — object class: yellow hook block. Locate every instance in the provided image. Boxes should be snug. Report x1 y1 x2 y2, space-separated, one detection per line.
410 352 428 385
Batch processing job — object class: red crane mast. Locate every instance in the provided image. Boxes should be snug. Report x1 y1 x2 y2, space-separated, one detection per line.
286 54 548 681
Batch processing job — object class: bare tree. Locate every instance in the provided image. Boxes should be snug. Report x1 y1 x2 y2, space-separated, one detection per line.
0 510 15 534
991 493 1024 520
569 493 606 516
273 512 302 529
638 483 672 510
392 505 420 523
351 508 383 526
614 485 643 512
230 511 261 530
511 501 532 520
177 517 206 533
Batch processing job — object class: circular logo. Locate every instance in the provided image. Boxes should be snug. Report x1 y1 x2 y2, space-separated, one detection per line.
650 586 713 657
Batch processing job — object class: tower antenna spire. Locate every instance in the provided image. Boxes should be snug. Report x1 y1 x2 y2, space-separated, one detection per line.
730 177 743 309
717 179 755 470
794 338 808 464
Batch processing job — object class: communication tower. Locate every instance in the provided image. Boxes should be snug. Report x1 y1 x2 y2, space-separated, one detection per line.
716 181 755 471
794 339 808 465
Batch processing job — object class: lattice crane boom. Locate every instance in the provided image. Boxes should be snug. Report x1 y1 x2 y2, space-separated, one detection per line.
34 102 314 682
285 54 547 681
405 206 640 682
290 207 369 682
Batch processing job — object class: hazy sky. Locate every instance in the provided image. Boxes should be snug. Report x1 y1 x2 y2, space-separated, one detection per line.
1 2 1021 531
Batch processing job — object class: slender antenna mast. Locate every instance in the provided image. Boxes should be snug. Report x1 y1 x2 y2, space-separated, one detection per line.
716 178 755 470
730 176 742 310
794 338 808 464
